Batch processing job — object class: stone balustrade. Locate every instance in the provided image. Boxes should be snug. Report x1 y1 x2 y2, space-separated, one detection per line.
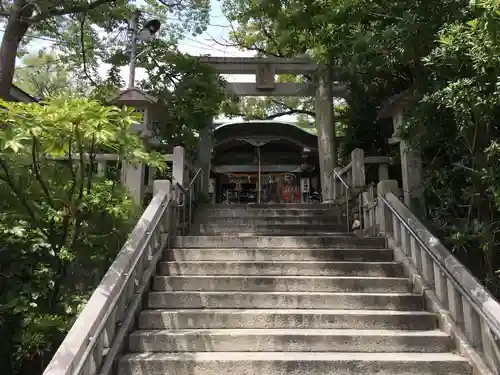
359 180 500 375
42 146 204 375
330 148 391 202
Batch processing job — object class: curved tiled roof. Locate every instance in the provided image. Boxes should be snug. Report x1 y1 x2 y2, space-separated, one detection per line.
214 120 318 151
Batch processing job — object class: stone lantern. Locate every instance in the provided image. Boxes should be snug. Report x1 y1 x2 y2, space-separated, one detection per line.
109 87 158 205
377 90 424 213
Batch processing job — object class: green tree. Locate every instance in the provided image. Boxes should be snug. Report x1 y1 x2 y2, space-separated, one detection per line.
0 96 164 374
0 0 210 98
221 0 500 293
14 51 83 98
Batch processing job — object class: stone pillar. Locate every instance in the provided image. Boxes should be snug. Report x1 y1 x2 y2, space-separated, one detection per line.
172 145 185 187
197 122 213 193
97 161 107 176
377 180 400 235
378 163 389 181
315 67 335 202
393 111 424 212
124 162 146 206
351 148 365 188
148 167 156 187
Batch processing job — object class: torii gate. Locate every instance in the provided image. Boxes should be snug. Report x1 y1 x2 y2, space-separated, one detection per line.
196 56 349 202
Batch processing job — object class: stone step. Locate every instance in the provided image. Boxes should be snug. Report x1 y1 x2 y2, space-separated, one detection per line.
172 236 386 249
152 276 411 292
196 223 347 235
196 216 345 225
157 261 404 277
138 309 438 330
198 208 340 218
162 248 394 262
118 352 471 375
147 291 424 310
204 204 334 209
128 328 452 353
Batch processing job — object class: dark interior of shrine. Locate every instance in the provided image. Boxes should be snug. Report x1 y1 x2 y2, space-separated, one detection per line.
210 121 321 203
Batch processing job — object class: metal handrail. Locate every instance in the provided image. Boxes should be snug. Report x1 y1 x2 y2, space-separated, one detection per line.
331 168 351 231
333 169 351 189
189 168 203 188
379 193 500 343
187 168 203 233
175 181 187 195
174 168 203 234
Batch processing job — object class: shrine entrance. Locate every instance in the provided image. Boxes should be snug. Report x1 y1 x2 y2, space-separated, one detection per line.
210 120 319 204
196 57 349 202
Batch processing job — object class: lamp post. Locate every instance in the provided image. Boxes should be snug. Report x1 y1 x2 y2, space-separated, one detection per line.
128 11 161 89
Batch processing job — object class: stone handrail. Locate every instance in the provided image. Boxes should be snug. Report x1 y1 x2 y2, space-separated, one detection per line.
378 187 500 375
42 180 176 375
330 149 390 203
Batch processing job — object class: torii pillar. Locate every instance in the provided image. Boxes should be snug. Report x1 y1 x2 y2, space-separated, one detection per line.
378 92 425 214
197 119 213 194
315 66 336 201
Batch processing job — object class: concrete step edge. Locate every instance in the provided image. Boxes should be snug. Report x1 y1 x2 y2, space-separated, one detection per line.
159 261 399 265
153 275 407 280
119 352 469 361
148 291 420 296
130 328 448 336
140 308 434 315
165 248 391 251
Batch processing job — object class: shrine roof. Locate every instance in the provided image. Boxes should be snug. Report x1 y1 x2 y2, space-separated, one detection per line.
213 120 318 151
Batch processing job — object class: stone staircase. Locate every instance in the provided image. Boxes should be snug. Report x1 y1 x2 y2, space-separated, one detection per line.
118 204 471 375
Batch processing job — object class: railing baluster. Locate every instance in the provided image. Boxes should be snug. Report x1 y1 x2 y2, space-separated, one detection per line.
433 263 448 308
400 223 410 256
420 249 434 286
93 333 105 370
409 236 419 271
463 299 483 350
392 215 401 245
480 321 500 373
447 280 464 326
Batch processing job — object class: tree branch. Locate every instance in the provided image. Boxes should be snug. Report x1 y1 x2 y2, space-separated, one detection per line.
264 109 315 120
31 135 55 208
0 156 41 228
79 13 98 86
32 0 116 22
270 98 315 116
157 0 183 8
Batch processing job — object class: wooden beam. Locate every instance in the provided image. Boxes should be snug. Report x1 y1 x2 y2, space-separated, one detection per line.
197 56 318 74
225 82 349 98
213 164 304 173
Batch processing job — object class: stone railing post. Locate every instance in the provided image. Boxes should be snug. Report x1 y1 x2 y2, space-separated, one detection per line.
377 180 399 236
172 146 185 188
378 163 389 181
123 161 146 206
153 179 171 196
172 146 185 203
97 160 107 176
351 148 366 188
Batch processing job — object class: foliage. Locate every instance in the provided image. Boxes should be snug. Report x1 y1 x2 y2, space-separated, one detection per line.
14 50 88 99
136 42 228 157
222 0 500 293
0 0 211 98
0 97 163 374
